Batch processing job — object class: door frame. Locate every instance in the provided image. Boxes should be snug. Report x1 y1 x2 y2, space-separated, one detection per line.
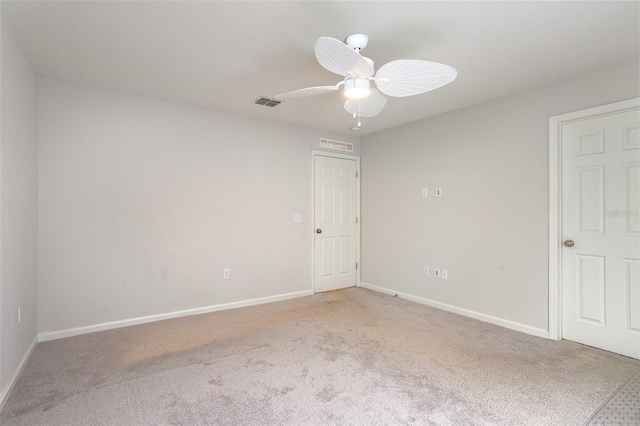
548 97 640 340
310 150 361 293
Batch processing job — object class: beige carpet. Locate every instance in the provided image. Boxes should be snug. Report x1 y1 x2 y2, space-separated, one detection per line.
1 287 638 425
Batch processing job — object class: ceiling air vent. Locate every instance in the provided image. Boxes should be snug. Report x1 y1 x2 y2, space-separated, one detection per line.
253 96 282 107
320 138 353 152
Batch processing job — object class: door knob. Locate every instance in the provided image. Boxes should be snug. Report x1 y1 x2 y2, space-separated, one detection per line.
316 229 322 234
564 239 575 247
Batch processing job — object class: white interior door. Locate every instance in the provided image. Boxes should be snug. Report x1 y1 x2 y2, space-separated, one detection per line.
314 154 358 293
561 106 640 359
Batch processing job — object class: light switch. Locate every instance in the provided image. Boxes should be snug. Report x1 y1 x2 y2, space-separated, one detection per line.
293 213 302 223
421 188 428 198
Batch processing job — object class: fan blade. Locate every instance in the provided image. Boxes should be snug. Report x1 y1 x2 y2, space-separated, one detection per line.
275 85 339 100
315 37 374 78
344 89 387 118
375 60 457 97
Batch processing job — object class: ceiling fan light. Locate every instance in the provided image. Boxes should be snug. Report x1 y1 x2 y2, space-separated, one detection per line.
344 78 370 99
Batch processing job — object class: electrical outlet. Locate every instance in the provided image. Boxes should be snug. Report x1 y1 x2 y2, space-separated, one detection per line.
421 188 428 198
442 269 448 280
434 268 441 278
223 269 230 279
435 188 442 197
18 306 21 324
293 213 302 223
423 266 429 277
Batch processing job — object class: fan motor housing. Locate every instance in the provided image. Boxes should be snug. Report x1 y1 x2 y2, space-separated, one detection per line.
345 34 369 51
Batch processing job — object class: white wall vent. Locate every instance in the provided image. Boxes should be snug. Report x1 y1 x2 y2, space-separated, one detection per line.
320 138 353 152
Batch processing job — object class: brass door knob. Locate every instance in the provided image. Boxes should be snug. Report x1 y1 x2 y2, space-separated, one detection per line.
564 239 575 247
316 229 322 234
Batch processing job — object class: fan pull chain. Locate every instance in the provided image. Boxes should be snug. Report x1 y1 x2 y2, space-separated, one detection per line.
350 103 363 131
352 111 361 129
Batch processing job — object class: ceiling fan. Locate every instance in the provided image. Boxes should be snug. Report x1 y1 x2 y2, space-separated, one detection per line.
274 34 458 129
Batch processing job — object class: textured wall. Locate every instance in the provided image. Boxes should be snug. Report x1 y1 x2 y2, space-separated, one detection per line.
37 79 360 333
360 60 639 333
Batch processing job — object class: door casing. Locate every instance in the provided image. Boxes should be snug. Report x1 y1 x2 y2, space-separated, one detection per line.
548 97 640 340
311 150 360 293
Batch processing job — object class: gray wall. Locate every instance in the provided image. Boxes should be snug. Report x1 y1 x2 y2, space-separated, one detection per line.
0 13 38 394
360 59 639 333
37 79 360 333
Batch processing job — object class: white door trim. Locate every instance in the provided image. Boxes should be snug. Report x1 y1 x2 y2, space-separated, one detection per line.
311 150 361 293
548 97 640 340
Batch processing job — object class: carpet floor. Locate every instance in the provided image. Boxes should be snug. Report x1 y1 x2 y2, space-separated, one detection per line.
1 287 638 425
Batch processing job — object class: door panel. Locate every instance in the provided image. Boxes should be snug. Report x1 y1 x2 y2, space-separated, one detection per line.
561 107 640 359
339 236 352 274
577 166 604 234
320 238 334 277
626 258 640 331
624 163 640 234
321 185 334 223
577 254 605 324
314 155 358 292
339 186 352 223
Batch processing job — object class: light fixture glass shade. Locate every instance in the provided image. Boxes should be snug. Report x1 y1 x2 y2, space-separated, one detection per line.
344 78 370 99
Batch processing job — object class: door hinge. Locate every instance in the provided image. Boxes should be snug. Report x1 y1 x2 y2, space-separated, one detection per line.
356 217 358 224
356 171 358 178
356 262 358 269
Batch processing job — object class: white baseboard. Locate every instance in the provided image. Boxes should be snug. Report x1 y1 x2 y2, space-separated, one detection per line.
38 289 314 342
0 335 38 412
359 282 549 339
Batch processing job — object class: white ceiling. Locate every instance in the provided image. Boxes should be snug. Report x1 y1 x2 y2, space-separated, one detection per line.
2 1 639 136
